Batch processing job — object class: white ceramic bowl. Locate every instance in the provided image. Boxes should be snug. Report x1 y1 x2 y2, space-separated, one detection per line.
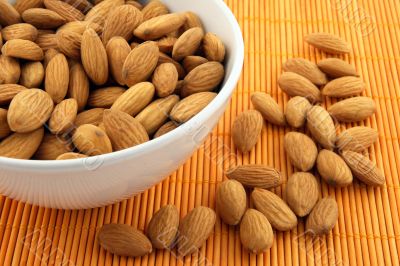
0 0 244 209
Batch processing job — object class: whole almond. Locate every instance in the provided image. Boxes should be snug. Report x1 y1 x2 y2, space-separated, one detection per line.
341 150 385 186
306 105 336 149
306 198 338 235
251 188 297 231
88 87 125 108
56 152 88 160
1 39 44 61
181 62 225 97
122 41 159 87
98 224 152 257
239 209 273 253
225 164 281 189
0 108 11 139
251 92 286 126
172 27 204 61
153 121 178 138
68 62 89 111
84 0 124 26
1 23 38 42
0 127 44 159
20 61 44 88
56 30 82 60
74 108 105 127
216 179 246 225
134 13 186 40
45 53 69 103
305 33 351 54
231 110 263 153
278 72 321 103
0 84 26 105
284 132 318 171
178 206 216 256
202 32 225 62
57 21 102 35
8 89 54 133
182 56 208 73
103 109 149 151
106 37 131 86
158 52 186 79
286 172 319 217
0 1 21 26
0 55 20 84
44 0 84 22
328 96 376 122
81 28 109 85
73 124 112 155
49 98 78 134
152 63 178 97
322 76 365 97
156 36 176 54
170 92 216 123
64 0 93 13
14 0 43 14
146 205 179 249
284 96 312 128
141 0 168 21
282 58 327 85
22 8 67 29
317 58 358 78
34 133 73 160
43 48 59 69
336 126 378 152
317 149 353 186
35 32 58 50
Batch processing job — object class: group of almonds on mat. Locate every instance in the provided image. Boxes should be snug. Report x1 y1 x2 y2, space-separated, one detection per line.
0 0 225 159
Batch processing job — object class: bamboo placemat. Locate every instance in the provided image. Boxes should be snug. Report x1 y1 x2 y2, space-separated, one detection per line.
1 0 400 265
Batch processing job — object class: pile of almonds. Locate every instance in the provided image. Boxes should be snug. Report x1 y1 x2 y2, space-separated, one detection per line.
0 0 226 160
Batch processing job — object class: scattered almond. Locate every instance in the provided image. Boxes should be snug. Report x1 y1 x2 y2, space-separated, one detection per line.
284 96 312 128
146 205 179 249
225 164 281 189
231 110 263 153
317 149 353 186
306 198 338 235
216 179 247 225
317 58 359 78
282 58 327 85
328 96 376 122
336 126 378 152
284 132 318 171
305 32 351 54
306 105 336 149
0 127 44 159
251 92 286 126
322 76 365 97
278 72 321 102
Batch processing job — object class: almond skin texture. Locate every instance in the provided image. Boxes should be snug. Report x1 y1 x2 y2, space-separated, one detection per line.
284 132 318 171
45 53 70 103
251 92 286 126
85 0 124 26
158 52 186 79
182 56 208 73
20 61 44 88
34 133 73 160
202 32 225 62
98 224 152 257
146 205 179 249
328 96 376 122
282 58 327 85
0 1 21 26
178 206 216 256
68 62 89 111
305 33 351 54
341 150 385 186
74 108 105 127
14 0 43 14
0 108 11 139
284 96 312 128
317 149 353 186
0 127 44 159
231 110 263 153
306 106 336 149
240 209 273 253
106 37 131 86
8 89 54 133
122 41 159 87
0 55 20 84
154 121 178 138
317 58 359 78
49 98 78 134
1 23 38 42
183 11 203 31
278 72 321 103
56 30 82 60
134 13 186 40
73 124 112 155
322 76 365 98
35 32 58 51
172 27 204 61
286 172 319 217
44 0 84 22
22 8 67 29
103 109 149 151
56 152 88 160
58 21 102 35
43 48 59 69
170 92 216 123
81 28 109 85
226 164 282 189
336 126 378 152
0 84 26 105
216 180 247 225
181 62 224 97
251 188 297 231
141 0 168 20
306 198 339 235
152 63 178 97
88 87 125 108
1 39 44 61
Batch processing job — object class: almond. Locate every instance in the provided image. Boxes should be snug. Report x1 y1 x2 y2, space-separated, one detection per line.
14 0 43 15
152 63 178 97
63 0 93 13
156 36 176 54
182 55 208 73
73 124 112 155
20 61 44 88
278 72 321 103
328 96 376 122
158 52 186 79
106 37 131 86
22 8 67 29
305 33 351 54
68 62 89 111
284 96 312 128
251 188 297 231
49 98 78 134
172 27 204 61
306 198 338 235
0 55 20 84
216 179 246 225
306 105 336 149
98 224 152 257
43 48 59 69
136 94 179 135
225 164 281 189
341 150 385 186
336 126 378 152
103 109 149 151
317 58 359 78
239 209 273 253
57 21 102 35
0 108 11 139
35 32 58 50
284 132 318 171
34 133 73 160
322 76 365 97
44 0 84 22
88 87 125 108
1 23 38 42
141 0 168 21
81 28 109 85
146 205 179 249
1 39 44 61
153 121 178 138
202 32 225 62
134 13 186 40
169 91 216 123
317 149 353 186
122 41 159 87
0 127 44 159
45 53 70 103
0 84 26 105
7 89 54 133
0 1 21 26
126 0 143 10
282 58 327 85
74 108 105 127
181 61 224 97
251 92 286 126
56 152 88 160
84 0 124 26
286 172 319 217
231 110 263 153
177 206 216 256
56 30 82 60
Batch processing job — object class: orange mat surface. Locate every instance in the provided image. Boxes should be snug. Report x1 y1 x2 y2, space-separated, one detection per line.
1 0 400 265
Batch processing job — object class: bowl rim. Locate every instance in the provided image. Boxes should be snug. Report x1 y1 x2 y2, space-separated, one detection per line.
0 0 244 170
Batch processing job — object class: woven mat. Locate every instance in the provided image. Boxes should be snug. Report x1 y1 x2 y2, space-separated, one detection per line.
1 0 400 265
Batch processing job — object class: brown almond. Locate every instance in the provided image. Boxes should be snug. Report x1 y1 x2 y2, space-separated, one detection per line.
317 149 353 186
182 55 208 73
202 32 226 62
88 87 125 108
0 55 20 84
34 133 73 160
322 76 365 98
284 132 318 171
170 91 216 123
141 0 168 21
0 108 11 139
158 52 186 79
172 27 204 61
152 63 178 97
75 108 105 127
44 0 84 22
56 30 82 60
56 152 88 160
63 0 93 13
328 96 376 122
73 124 112 155
146 205 179 249
282 58 327 85
278 72 321 102
306 198 338 235
0 127 44 159
45 53 69 103
20 61 44 88
68 62 89 111
49 98 78 134
22 8 67 29
14 0 42 14
43 48 59 69
156 36 176 54
336 126 378 152
305 33 351 54
1 23 38 42
1 39 44 61
153 121 178 138
106 37 131 86
226 164 281 189
84 0 124 26
306 105 336 149
35 32 58 50
251 92 286 126
284 96 312 128
57 21 103 35
231 110 263 153
317 58 359 78
134 13 186 40
216 179 246 225
183 11 203 31
0 1 21 26
0 84 27 105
